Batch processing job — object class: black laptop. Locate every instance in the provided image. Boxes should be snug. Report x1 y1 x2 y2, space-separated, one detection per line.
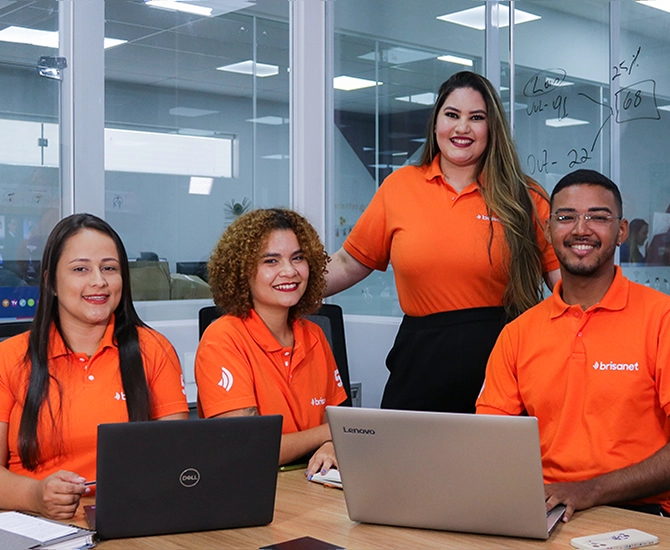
87 416 282 539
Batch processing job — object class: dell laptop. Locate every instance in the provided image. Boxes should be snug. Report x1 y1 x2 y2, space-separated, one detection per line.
88 415 282 539
326 407 564 540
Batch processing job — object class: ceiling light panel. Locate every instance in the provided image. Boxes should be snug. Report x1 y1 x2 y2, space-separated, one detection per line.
334 76 380 91
0 26 126 50
217 60 279 77
636 1 670 14
545 117 589 128
437 55 473 67
437 6 541 31
395 93 437 106
145 1 213 16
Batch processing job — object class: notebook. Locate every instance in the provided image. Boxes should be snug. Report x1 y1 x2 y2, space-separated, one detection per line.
88 415 282 539
326 407 565 540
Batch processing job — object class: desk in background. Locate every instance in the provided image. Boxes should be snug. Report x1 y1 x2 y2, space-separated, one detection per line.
73 470 670 549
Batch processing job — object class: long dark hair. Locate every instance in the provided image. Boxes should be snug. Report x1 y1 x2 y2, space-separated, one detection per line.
420 71 546 317
18 213 151 470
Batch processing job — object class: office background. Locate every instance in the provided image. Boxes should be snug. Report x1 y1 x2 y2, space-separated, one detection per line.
0 0 669 407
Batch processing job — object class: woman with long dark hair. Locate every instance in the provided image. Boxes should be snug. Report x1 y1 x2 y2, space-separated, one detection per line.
0 214 188 519
326 71 560 413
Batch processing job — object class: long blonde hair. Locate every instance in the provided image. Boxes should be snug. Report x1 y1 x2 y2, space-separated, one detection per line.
420 71 546 317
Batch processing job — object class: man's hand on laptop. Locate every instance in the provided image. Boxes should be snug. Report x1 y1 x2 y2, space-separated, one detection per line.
544 479 597 522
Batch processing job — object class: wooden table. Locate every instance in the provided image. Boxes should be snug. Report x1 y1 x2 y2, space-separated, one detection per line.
71 470 670 549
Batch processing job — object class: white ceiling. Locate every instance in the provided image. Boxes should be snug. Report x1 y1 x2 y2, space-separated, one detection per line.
0 0 669 115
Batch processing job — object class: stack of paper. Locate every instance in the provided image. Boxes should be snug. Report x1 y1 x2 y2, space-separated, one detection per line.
0 511 96 549
309 469 343 489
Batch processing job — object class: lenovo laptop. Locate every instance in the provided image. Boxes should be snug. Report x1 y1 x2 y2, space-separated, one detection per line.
87 415 282 539
326 407 565 540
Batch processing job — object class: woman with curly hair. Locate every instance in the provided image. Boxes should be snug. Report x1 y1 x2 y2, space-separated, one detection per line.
195 208 347 477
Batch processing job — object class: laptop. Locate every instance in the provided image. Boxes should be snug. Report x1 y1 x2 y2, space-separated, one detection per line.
87 415 282 539
326 407 565 540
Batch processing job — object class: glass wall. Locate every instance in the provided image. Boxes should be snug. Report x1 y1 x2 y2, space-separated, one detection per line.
331 0 670 315
103 0 290 301
617 0 670 288
0 0 60 321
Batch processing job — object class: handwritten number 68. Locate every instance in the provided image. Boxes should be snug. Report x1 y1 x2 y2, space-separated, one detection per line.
622 90 642 110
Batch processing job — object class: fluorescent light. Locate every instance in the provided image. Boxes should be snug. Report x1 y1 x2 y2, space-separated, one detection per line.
636 1 670 13
262 154 289 160
334 76 380 91
0 27 57 48
547 77 573 87
659 105 670 111
246 116 287 125
0 26 125 49
145 1 213 16
437 6 540 31
104 38 128 50
545 117 589 128
437 55 473 67
189 177 213 195
217 60 278 77
169 107 219 117
396 93 437 106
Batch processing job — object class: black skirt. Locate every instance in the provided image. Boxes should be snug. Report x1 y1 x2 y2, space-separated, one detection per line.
380 306 508 414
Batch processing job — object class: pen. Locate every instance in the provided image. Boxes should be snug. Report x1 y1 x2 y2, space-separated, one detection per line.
278 463 307 472
84 480 96 486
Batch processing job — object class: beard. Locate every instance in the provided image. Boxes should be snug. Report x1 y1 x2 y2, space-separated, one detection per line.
556 240 617 277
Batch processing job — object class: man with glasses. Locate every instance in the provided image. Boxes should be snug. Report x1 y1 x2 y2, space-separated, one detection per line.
477 169 670 522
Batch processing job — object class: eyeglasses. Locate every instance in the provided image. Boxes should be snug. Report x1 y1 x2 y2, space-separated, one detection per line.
550 212 621 226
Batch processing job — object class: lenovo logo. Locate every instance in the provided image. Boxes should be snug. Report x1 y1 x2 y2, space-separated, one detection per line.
342 426 376 435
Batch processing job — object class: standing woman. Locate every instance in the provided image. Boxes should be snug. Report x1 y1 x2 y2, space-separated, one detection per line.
326 71 559 413
0 214 188 519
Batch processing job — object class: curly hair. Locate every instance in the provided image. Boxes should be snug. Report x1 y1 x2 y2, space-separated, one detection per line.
208 208 328 322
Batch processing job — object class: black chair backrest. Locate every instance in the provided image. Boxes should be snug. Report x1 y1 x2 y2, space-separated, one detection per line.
198 304 352 406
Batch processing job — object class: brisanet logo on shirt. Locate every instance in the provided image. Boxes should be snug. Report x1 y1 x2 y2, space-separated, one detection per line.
592 360 639 371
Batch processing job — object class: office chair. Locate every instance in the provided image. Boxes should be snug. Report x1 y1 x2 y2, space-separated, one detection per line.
198 303 352 406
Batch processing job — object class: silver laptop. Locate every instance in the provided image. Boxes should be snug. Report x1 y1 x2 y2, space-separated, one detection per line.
87 416 282 539
326 407 565 540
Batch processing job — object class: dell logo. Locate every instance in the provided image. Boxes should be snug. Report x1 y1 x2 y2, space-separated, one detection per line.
343 426 376 435
179 468 201 488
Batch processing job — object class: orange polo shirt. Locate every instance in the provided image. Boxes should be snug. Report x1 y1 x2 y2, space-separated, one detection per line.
0 319 188 483
195 310 347 433
477 267 670 511
343 155 558 317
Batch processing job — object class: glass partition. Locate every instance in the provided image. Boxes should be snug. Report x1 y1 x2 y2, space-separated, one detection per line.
0 1 61 321
103 0 290 301
617 0 670 292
